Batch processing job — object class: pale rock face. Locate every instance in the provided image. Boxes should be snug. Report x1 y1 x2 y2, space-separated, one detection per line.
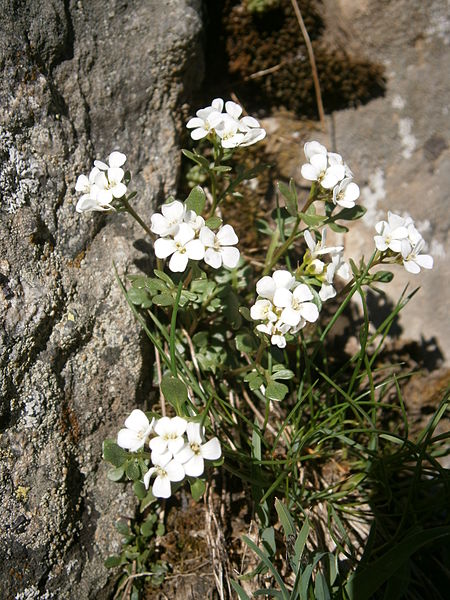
0 0 203 598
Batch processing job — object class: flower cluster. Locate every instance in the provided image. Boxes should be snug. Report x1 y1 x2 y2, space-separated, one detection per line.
187 98 266 149
75 151 127 212
250 270 319 348
301 141 360 209
151 200 240 272
374 211 433 274
117 410 221 499
303 228 350 300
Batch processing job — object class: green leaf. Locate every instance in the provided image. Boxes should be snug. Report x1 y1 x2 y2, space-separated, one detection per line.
161 374 188 410
125 460 141 481
185 185 206 215
133 480 147 500
314 571 331 600
235 333 258 354
104 555 122 568
153 269 175 287
141 517 155 538
261 526 277 555
140 489 156 512
152 293 174 306
127 287 152 307
271 368 295 380
103 440 128 467
278 179 298 217
372 270 394 283
265 381 289 401
346 526 450 600
115 520 130 536
205 216 222 229
182 149 210 169
335 204 366 221
230 580 251 600
190 478 206 501
275 499 295 538
107 466 125 481
328 221 349 233
299 211 327 227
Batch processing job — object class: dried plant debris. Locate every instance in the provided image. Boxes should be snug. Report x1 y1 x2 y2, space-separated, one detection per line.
203 0 385 117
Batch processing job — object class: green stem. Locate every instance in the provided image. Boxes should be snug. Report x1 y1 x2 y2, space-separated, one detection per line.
122 198 153 238
170 280 183 376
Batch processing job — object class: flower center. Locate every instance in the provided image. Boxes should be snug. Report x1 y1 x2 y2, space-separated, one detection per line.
163 432 179 441
190 442 201 455
175 242 186 254
156 467 167 477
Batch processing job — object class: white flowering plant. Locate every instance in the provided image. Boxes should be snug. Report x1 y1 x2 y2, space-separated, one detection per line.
74 98 447 599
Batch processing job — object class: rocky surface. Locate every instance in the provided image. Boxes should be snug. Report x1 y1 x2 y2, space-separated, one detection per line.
0 1 203 598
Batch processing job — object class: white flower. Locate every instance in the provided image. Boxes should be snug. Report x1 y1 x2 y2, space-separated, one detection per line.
256 270 295 301
304 229 343 274
332 177 360 208
273 283 319 328
199 224 240 269
176 423 222 477
186 98 224 140
184 209 205 233
117 409 154 452
222 101 266 147
94 151 127 171
401 238 433 274
151 200 186 237
75 166 108 213
154 223 205 272
374 212 410 252
149 416 188 460
256 320 291 348
143 454 185 498
301 142 346 189
250 299 278 323
215 114 246 148
319 253 350 301
94 167 127 204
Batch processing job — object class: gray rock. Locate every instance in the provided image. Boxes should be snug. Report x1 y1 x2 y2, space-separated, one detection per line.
0 1 203 598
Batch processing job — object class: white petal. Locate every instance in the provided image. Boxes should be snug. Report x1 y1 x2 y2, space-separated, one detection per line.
201 437 221 460
125 409 149 432
374 235 388 251
304 141 327 160
273 288 293 308
304 230 315 252
97 188 113 204
211 98 224 112
112 182 127 198
143 468 155 489
191 127 208 140
292 284 313 303
416 254 433 269
109 151 126 168
76 196 104 213
151 213 169 236
162 200 185 221
169 251 189 272
272 270 295 289
280 306 301 327
167 437 185 457
186 422 203 444
186 239 206 261
240 115 260 128
174 223 195 245
75 174 89 192
250 299 272 320
149 436 168 455
154 416 171 436
117 429 140 451
171 416 188 437
310 153 328 172
199 226 216 247
301 163 319 181
204 248 223 269
300 302 319 323
256 276 276 299
403 259 420 274
344 182 360 202
217 224 238 246
272 334 286 348
165 459 185 482
154 237 176 259
183 455 205 477
220 246 240 268
225 100 242 119
151 448 172 465
319 283 336 301
176 444 195 464
94 159 108 170
152 475 172 498
327 152 343 166
240 128 266 146
187 117 204 128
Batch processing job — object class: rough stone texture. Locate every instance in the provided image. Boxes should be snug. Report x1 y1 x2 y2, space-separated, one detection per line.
323 0 450 363
0 1 203 598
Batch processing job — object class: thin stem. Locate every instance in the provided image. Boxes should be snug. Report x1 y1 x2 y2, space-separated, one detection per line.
290 0 326 131
122 198 153 237
170 280 183 376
